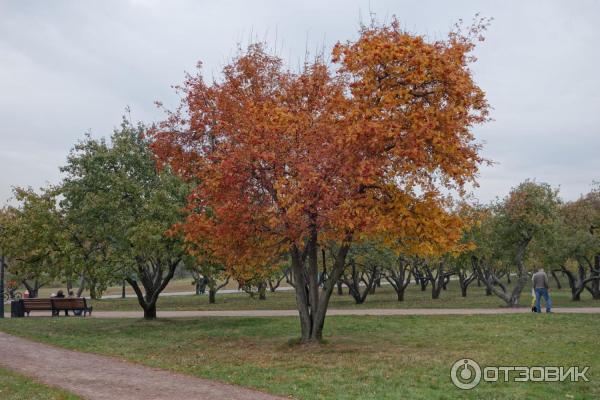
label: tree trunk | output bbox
[592,255,600,299]
[336,280,343,295]
[209,288,216,304]
[258,281,267,300]
[291,236,350,343]
[126,258,179,320]
[121,280,126,298]
[22,280,40,298]
[76,275,86,298]
[144,302,157,320]
[550,270,562,290]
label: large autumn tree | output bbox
[152,19,490,341]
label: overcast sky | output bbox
[1,0,599,205]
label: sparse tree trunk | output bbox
[258,281,267,300]
[424,262,446,300]
[340,260,378,304]
[458,268,476,297]
[127,257,180,320]
[384,257,412,302]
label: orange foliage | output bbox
[151,18,490,276]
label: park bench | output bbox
[22,298,93,317]
[51,298,93,316]
[22,298,52,316]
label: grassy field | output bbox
[0,314,596,399]
[0,367,80,400]
[86,280,599,312]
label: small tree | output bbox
[0,187,64,297]
[61,120,189,319]
[477,181,562,307]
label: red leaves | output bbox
[151,19,490,270]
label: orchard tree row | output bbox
[1,18,598,341]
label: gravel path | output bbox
[0,332,285,400]
[17,307,600,318]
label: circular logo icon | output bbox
[451,358,481,390]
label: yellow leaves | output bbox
[151,19,488,273]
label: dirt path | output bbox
[18,307,600,318]
[0,332,284,400]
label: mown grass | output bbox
[0,314,597,399]
[0,367,80,400]
[88,280,599,312]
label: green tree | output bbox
[60,120,189,319]
[476,181,562,306]
[0,187,64,297]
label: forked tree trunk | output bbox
[291,233,350,343]
[341,260,377,304]
[127,258,180,320]
[425,263,445,300]
[206,276,229,304]
[458,269,476,297]
[560,264,600,301]
[22,279,41,298]
[475,237,531,307]
[384,257,411,302]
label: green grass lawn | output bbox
[0,367,80,400]
[0,314,597,399]
[88,280,599,312]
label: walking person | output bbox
[532,268,552,313]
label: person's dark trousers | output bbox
[535,288,552,313]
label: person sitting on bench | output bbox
[69,291,83,316]
[52,290,67,316]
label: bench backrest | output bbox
[22,298,53,311]
[51,298,88,309]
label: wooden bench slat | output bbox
[21,298,92,316]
